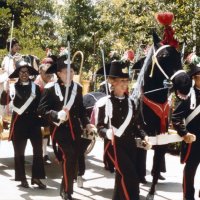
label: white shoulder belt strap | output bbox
[65,83,78,110]
[54,83,78,126]
[12,82,36,115]
[185,103,200,126]
[112,98,133,137]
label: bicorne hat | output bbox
[187,63,200,77]
[9,56,39,78]
[46,55,77,74]
[95,63,111,76]
[108,60,129,78]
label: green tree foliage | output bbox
[0,0,55,58]
[95,0,200,55]
[0,0,200,67]
[60,0,100,73]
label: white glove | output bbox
[86,124,97,136]
[57,110,67,121]
[142,141,152,150]
[142,136,152,150]
[106,129,113,140]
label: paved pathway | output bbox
[0,138,200,200]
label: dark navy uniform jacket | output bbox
[172,87,200,141]
[97,92,146,140]
[37,79,90,139]
[1,80,42,138]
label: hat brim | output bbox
[9,66,39,78]
[95,63,111,76]
[45,63,78,74]
[188,68,200,77]
[108,73,129,79]
[45,63,57,74]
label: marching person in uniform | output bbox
[96,51,119,173]
[97,60,150,200]
[35,57,56,164]
[37,55,95,200]
[172,63,199,200]
[0,57,46,189]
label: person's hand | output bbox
[57,109,69,122]
[106,129,113,140]
[86,124,97,135]
[183,133,196,143]
[142,136,152,150]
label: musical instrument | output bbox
[72,51,90,95]
[41,126,50,137]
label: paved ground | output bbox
[0,138,200,200]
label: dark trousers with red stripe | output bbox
[136,148,147,181]
[108,135,140,200]
[104,138,115,172]
[54,130,80,195]
[77,138,91,176]
[183,140,200,200]
[12,117,45,181]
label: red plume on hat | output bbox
[155,12,179,49]
[122,50,135,62]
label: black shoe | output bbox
[20,180,29,188]
[61,192,73,200]
[151,172,166,180]
[184,199,195,200]
[158,174,166,180]
[104,166,114,173]
[44,155,51,165]
[31,178,46,189]
[139,177,148,184]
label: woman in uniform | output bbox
[1,57,46,189]
[97,60,150,200]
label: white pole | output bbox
[64,35,71,107]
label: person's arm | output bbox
[37,88,60,124]
[97,105,110,139]
[172,100,196,143]
[172,100,189,137]
[132,101,147,140]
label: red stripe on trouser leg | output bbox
[68,114,75,140]
[107,151,115,165]
[51,126,57,141]
[57,143,68,192]
[104,141,112,167]
[182,143,192,164]
[113,137,130,200]
[8,114,19,141]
